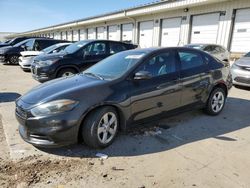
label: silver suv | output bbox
[185,44,230,62]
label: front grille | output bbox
[234,77,250,84]
[16,106,27,119]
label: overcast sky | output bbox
[0,0,155,33]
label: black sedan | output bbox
[15,47,232,148]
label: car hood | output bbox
[235,57,250,67]
[0,44,9,48]
[21,51,43,57]
[19,74,106,106]
[0,46,20,53]
[35,52,66,61]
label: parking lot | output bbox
[0,63,250,187]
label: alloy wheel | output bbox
[97,112,118,144]
[211,91,225,113]
[62,72,74,77]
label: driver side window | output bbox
[85,42,106,56]
[135,51,176,77]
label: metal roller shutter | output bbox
[121,23,133,43]
[231,8,250,53]
[97,27,106,39]
[161,17,182,47]
[139,21,154,48]
[191,13,220,44]
[87,28,96,39]
[108,25,119,41]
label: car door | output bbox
[177,49,209,106]
[83,41,109,67]
[129,50,181,123]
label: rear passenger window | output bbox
[110,42,127,54]
[178,51,204,71]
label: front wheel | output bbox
[9,55,19,65]
[205,87,226,116]
[82,107,119,148]
[57,68,77,78]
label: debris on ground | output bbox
[96,153,108,159]
[111,166,125,171]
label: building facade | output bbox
[10,0,250,54]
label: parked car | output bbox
[16,47,232,149]
[31,40,138,82]
[19,42,71,71]
[0,38,67,64]
[0,37,35,48]
[184,44,230,62]
[231,51,250,87]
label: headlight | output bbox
[37,59,58,66]
[31,99,79,117]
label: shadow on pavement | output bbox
[0,92,21,103]
[39,97,250,158]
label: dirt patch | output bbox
[0,156,91,188]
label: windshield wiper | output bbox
[84,72,104,80]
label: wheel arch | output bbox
[77,104,126,142]
[55,65,80,77]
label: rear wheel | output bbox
[9,55,19,65]
[205,87,226,115]
[82,107,119,148]
[57,68,77,78]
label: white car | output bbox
[19,42,71,71]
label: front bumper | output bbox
[31,65,56,82]
[19,57,33,70]
[16,105,80,148]
[231,66,250,87]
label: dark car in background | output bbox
[16,47,232,149]
[0,37,34,48]
[31,40,138,82]
[185,44,230,62]
[0,38,68,64]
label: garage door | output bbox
[87,28,96,39]
[139,21,154,48]
[191,13,220,44]
[97,27,106,39]
[62,31,67,40]
[80,29,86,40]
[67,31,73,41]
[161,17,182,47]
[54,32,60,39]
[73,30,79,41]
[121,23,133,43]
[108,25,119,41]
[231,9,250,53]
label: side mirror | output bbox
[134,71,152,80]
[21,45,26,50]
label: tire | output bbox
[82,107,119,148]
[57,68,77,78]
[8,55,19,65]
[205,87,226,116]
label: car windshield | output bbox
[244,52,250,57]
[42,44,62,53]
[83,50,146,80]
[13,39,28,47]
[64,41,89,54]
